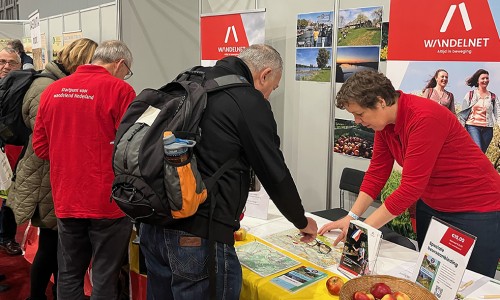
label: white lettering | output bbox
[423,37,489,48]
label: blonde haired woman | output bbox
[8,37,97,300]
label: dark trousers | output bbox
[31,227,58,300]
[0,203,17,243]
[416,200,500,278]
[57,217,132,300]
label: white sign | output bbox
[411,217,476,300]
[28,10,41,49]
[245,188,270,220]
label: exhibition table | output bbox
[239,204,500,300]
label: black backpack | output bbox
[111,68,250,226]
[0,69,57,146]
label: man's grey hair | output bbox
[91,40,133,66]
[1,47,21,63]
[238,44,283,77]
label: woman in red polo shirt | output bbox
[319,70,500,278]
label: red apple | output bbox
[370,282,392,299]
[392,291,411,300]
[326,275,344,296]
[234,228,247,241]
[353,291,373,300]
[381,294,396,300]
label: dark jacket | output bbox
[171,56,307,244]
[20,52,34,69]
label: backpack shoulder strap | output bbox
[204,74,251,93]
[425,88,433,99]
[469,90,474,102]
[491,92,496,101]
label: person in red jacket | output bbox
[32,40,136,299]
[319,70,500,278]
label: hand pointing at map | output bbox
[299,217,318,243]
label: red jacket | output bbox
[361,92,500,215]
[32,65,136,219]
[4,145,23,169]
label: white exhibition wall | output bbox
[20,2,116,60]
[0,21,25,40]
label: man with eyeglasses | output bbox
[0,46,22,293]
[0,47,21,79]
[32,40,136,299]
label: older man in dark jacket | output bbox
[139,44,318,300]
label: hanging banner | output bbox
[63,30,83,46]
[388,0,499,62]
[29,10,41,49]
[52,36,63,61]
[200,10,265,66]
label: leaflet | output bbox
[271,265,327,292]
[337,220,382,279]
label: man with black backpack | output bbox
[139,44,318,299]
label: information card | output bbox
[411,217,476,299]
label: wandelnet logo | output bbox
[217,25,246,53]
[423,2,490,52]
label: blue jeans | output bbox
[416,200,500,278]
[140,224,242,300]
[466,125,493,153]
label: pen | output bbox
[490,280,500,286]
[481,295,500,299]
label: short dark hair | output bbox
[336,70,398,109]
[7,39,24,53]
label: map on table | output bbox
[236,241,300,277]
[264,228,343,269]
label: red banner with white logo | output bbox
[388,0,500,61]
[200,11,265,66]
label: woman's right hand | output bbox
[318,216,352,246]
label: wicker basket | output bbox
[339,275,437,300]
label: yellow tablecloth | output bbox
[236,234,348,300]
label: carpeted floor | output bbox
[0,223,54,300]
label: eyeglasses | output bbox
[0,59,20,67]
[287,234,332,254]
[307,239,332,254]
[123,62,133,80]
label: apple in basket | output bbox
[370,282,392,299]
[325,275,344,296]
[353,291,375,300]
[392,291,411,300]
